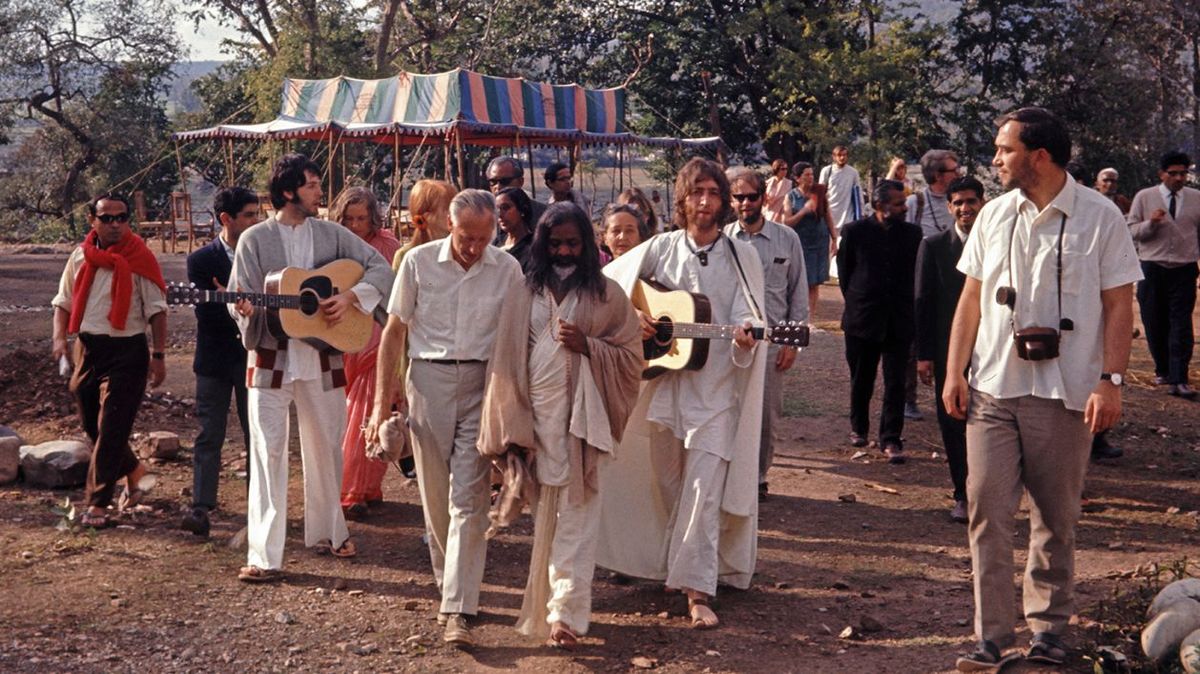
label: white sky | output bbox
[175,11,240,61]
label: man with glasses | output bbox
[723,166,808,500]
[51,193,168,529]
[1095,168,1131,214]
[1128,151,1200,398]
[544,162,591,218]
[486,155,546,230]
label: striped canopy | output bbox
[279,69,625,134]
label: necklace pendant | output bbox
[699,252,708,266]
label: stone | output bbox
[838,626,859,640]
[631,656,658,669]
[1182,629,1200,673]
[1151,580,1200,619]
[141,431,180,460]
[19,440,90,488]
[1143,599,1200,661]
[0,437,20,484]
[275,611,294,625]
[837,494,857,503]
[0,425,24,444]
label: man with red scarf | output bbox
[51,193,168,529]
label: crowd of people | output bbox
[51,105,1194,670]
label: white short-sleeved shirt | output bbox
[389,236,522,361]
[957,177,1142,411]
[52,247,167,337]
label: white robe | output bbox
[597,231,767,591]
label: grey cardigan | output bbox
[229,217,395,390]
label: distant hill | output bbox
[167,60,226,116]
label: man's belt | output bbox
[421,358,485,365]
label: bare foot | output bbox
[548,621,579,649]
[126,462,147,491]
[686,590,718,629]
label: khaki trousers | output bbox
[407,360,491,616]
[966,390,1091,645]
[759,344,782,484]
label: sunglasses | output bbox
[487,176,519,186]
[731,193,762,202]
[96,213,130,224]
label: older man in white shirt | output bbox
[943,108,1141,671]
[367,189,523,648]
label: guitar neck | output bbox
[669,323,767,341]
[197,289,303,310]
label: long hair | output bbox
[526,202,606,301]
[329,186,383,234]
[672,157,732,229]
[407,179,455,246]
[497,186,533,228]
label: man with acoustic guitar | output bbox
[598,157,767,631]
[228,154,393,583]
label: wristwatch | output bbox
[1101,372,1124,386]
[151,351,165,361]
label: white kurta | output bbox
[597,232,766,593]
[519,288,612,636]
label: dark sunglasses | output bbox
[731,192,762,202]
[96,213,130,224]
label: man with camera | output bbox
[943,107,1141,671]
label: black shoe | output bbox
[955,640,1016,671]
[1026,632,1066,665]
[399,455,417,479]
[1091,438,1123,461]
[1170,383,1198,399]
[179,507,211,537]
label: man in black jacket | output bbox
[180,187,259,536]
[837,180,923,463]
[915,177,984,522]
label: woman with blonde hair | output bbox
[886,156,912,195]
[617,186,660,234]
[763,158,792,222]
[394,179,456,270]
[331,186,403,519]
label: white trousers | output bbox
[246,379,350,570]
[544,455,609,634]
[652,443,747,596]
[407,360,491,615]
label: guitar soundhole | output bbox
[643,316,675,360]
[297,275,332,316]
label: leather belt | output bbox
[422,358,485,365]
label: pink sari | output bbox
[340,228,402,507]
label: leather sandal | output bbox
[548,623,579,650]
[237,565,282,583]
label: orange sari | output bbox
[340,228,402,507]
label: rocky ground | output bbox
[1,244,1199,673]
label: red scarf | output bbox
[68,229,166,333]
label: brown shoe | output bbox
[443,614,473,648]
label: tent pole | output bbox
[392,134,401,234]
[326,130,336,208]
[443,137,452,183]
[526,136,537,200]
[618,144,624,193]
[224,139,234,185]
[455,127,467,191]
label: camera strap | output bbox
[1006,210,1068,332]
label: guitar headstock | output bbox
[768,321,809,347]
[166,281,204,306]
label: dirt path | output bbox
[1,246,1198,673]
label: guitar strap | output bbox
[722,234,764,324]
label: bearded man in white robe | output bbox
[478,203,643,648]
[599,158,767,630]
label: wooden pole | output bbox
[326,130,336,207]
[443,138,452,183]
[392,134,401,233]
[618,144,625,193]
[526,136,537,200]
[224,138,234,185]
[455,126,467,191]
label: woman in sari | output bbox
[334,186,402,519]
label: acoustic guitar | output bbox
[633,279,809,380]
[166,259,373,354]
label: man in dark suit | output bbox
[915,177,983,523]
[179,187,259,536]
[837,180,923,464]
